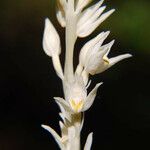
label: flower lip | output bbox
[69,99,84,113]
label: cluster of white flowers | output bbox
[41,0,132,149]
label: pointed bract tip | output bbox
[126,53,133,58]
[97,82,103,88]
[45,17,49,23]
[111,9,116,13]
[105,31,110,35]
[41,124,48,129]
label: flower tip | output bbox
[111,8,116,13]
[45,17,49,22]
[109,53,132,66]
[41,124,47,129]
[102,5,107,10]
[126,53,133,58]
[45,18,51,26]
[99,0,105,6]
[111,39,115,45]
[121,53,133,59]
[104,9,115,18]
[106,31,110,35]
[53,96,58,100]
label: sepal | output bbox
[84,132,93,150]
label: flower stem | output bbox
[64,0,77,82]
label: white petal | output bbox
[87,6,106,24]
[83,83,103,111]
[79,6,106,32]
[54,97,72,121]
[102,40,115,56]
[56,10,66,27]
[79,9,115,37]
[109,53,132,66]
[79,31,110,66]
[84,51,105,74]
[43,18,61,57]
[76,0,92,12]
[84,132,93,150]
[77,0,104,27]
[41,124,64,149]
[54,97,70,110]
[96,9,115,26]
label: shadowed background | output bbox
[0,0,150,149]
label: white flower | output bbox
[78,31,132,75]
[56,0,115,38]
[62,77,102,113]
[43,18,61,57]
[41,95,84,150]
[77,0,115,37]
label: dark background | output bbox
[0,0,150,149]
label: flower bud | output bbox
[43,18,61,57]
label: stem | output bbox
[66,113,82,150]
[64,0,77,82]
[63,1,81,150]
[52,55,64,79]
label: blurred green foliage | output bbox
[112,0,150,53]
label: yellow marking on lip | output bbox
[103,56,109,64]
[70,100,84,113]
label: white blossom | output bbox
[63,76,102,113]
[77,0,115,37]
[78,31,132,75]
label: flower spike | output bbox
[42,0,132,149]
